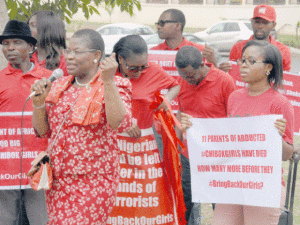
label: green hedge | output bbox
[278,34,300,49]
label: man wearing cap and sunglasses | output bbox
[0,20,51,224]
[219,4,291,73]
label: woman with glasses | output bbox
[30,29,132,225]
[181,40,294,225]
[28,10,68,76]
[108,35,180,223]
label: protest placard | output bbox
[0,112,48,189]
[148,50,179,112]
[187,115,282,208]
[108,128,176,225]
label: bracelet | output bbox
[33,103,45,109]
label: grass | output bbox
[278,34,300,49]
[201,136,300,224]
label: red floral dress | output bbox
[43,77,132,225]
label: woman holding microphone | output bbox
[30,29,132,225]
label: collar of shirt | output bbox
[5,62,42,79]
[249,35,276,45]
[30,51,46,66]
[185,64,216,88]
[160,37,189,50]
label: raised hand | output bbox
[30,78,52,107]
[219,62,232,73]
[100,52,118,83]
[181,113,193,132]
[202,43,217,66]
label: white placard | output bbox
[187,115,282,208]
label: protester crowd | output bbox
[0,4,297,225]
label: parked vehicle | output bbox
[96,23,155,56]
[194,20,253,54]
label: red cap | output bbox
[252,5,276,22]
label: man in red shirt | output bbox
[219,5,291,72]
[0,20,51,224]
[151,8,217,66]
[175,46,236,224]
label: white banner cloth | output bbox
[187,115,282,208]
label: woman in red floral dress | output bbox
[30,29,132,225]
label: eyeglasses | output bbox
[63,49,97,55]
[237,58,266,66]
[124,60,149,73]
[155,20,178,27]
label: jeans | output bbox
[181,154,201,225]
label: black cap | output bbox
[0,20,37,45]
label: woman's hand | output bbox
[100,52,118,83]
[274,118,286,136]
[126,124,142,138]
[181,113,193,132]
[30,78,52,106]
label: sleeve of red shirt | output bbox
[278,99,294,145]
[221,72,237,114]
[229,41,243,61]
[153,63,179,89]
[282,47,291,72]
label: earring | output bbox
[93,59,97,64]
[266,71,270,76]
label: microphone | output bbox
[28,69,64,99]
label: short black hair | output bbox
[73,29,105,59]
[113,35,148,65]
[175,46,203,69]
[242,40,283,89]
[162,9,186,32]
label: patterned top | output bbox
[43,76,132,176]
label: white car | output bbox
[96,23,155,56]
[194,20,253,54]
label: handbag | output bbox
[27,100,77,190]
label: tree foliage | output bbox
[5,0,141,23]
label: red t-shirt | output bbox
[227,88,294,187]
[178,65,236,158]
[151,37,205,52]
[178,65,236,118]
[30,51,69,76]
[0,63,52,112]
[150,37,208,63]
[116,62,178,129]
[229,35,291,72]
[227,88,294,145]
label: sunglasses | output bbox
[124,60,149,73]
[155,20,178,27]
[237,58,266,66]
